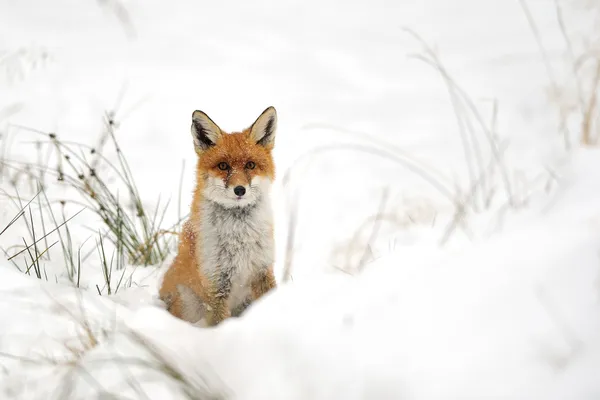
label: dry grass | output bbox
[1,110,183,269]
[520,0,600,147]
[0,96,185,296]
[279,27,523,277]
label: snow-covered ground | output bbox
[1,0,600,398]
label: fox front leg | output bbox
[205,272,232,326]
[251,268,277,301]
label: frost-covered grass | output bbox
[1,0,600,398]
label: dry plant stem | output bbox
[8,208,84,262]
[13,186,35,243]
[439,202,470,246]
[356,188,390,272]
[404,28,514,209]
[518,0,572,149]
[582,59,600,145]
[96,0,136,38]
[36,186,50,255]
[555,0,586,113]
[43,188,81,282]
[404,30,483,210]
[556,0,600,147]
[519,0,559,89]
[346,212,411,251]
[0,189,41,236]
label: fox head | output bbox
[191,106,277,208]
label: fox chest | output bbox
[198,203,274,307]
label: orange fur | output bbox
[159,107,277,326]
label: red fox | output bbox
[159,107,278,327]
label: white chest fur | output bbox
[197,198,274,310]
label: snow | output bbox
[1,0,600,398]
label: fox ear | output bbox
[191,110,222,151]
[249,106,277,148]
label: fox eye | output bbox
[218,162,229,171]
[245,161,256,170]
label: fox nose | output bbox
[233,186,246,197]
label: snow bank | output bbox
[2,149,599,399]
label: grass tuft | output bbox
[3,110,181,267]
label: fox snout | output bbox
[233,185,246,197]
[227,172,250,198]
[203,173,262,208]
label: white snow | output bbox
[1,0,600,398]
